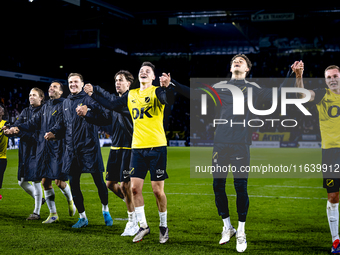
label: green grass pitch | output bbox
[0,147,330,254]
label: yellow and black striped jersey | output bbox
[0,120,8,159]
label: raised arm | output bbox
[84,83,128,111]
[156,73,175,105]
[84,83,119,101]
[76,97,112,126]
[170,78,205,100]
[292,60,315,102]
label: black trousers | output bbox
[68,170,108,214]
[212,143,250,222]
[0,159,7,189]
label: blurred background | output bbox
[1,0,339,147]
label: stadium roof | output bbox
[1,0,339,82]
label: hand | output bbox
[84,83,93,96]
[4,129,13,135]
[11,127,20,134]
[76,105,88,117]
[159,73,171,88]
[1,126,9,131]
[291,60,304,78]
[4,127,19,135]
[44,132,55,141]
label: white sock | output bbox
[159,210,167,228]
[128,211,136,224]
[237,221,245,235]
[32,182,43,215]
[18,178,35,199]
[44,188,57,214]
[60,183,73,202]
[223,217,232,229]
[79,211,87,219]
[327,201,339,242]
[102,204,109,212]
[135,205,147,228]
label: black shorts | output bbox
[212,143,250,179]
[322,148,340,193]
[106,148,131,182]
[129,146,168,181]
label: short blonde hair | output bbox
[31,87,45,102]
[68,73,84,82]
[325,65,340,75]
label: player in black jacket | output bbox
[171,54,297,253]
[45,73,112,228]
[12,81,76,224]
[81,70,139,236]
[5,88,45,220]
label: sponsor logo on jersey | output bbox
[132,106,152,119]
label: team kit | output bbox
[1,55,340,253]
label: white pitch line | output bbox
[143,182,324,189]
[3,182,323,189]
[141,192,326,200]
[3,188,325,200]
[252,184,323,189]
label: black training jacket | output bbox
[13,105,42,181]
[90,86,133,148]
[17,98,67,180]
[50,90,109,174]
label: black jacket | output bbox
[13,104,42,181]
[17,98,67,180]
[91,86,133,148]
[50,90,108,174]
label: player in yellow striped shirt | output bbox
[85,62,174,244]
[0,105,9,201]
[294,62,340,253]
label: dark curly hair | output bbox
[230,54,252,76]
